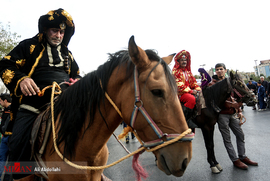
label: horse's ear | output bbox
[162,53,176,65]
[128,35,151,69]
[230,71,235,79]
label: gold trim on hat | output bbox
[59,23,66,30]
[47,10,54,21]
[62,10,74,27]
[47,10,54,16]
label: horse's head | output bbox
[120,36,192,177]
[230,71,256,106]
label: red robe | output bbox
[172,67,201,96]
[172,50,201,109]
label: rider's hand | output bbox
[191,90,197,95]
[20,78,40,96]
[69,78,78,86]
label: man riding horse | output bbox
[172,50,201,123]
[0,8,82,180]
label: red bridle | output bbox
[129,66,194,148]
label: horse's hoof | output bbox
[215,163,223,171]
[211,166,220,174]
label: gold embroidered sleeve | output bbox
[183,87,191,93]
[16,59,26,68]
[2,69,15,84]
[176,81,184,86]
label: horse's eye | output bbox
[151,89,164,97]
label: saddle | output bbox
[181,91,206,129]
[30,106,52,179]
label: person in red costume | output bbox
[172,50,201,119]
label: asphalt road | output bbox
[103,105,270,181]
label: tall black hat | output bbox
[38,8,75,46]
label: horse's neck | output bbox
[205,79,230,109]
[79,113,121,157]
[79,65,128,160]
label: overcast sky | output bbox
[1,0,269,76]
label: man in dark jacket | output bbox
[213,63,258,170]
[0,8,81,179]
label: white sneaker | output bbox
[258,109,263,112]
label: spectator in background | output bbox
[198,68,211,89]
[257,81,267,111]
[247,80,257,110]
[0,93,12,180]
[246,78,257,87]
[260,76,268,96]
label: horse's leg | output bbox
[207,127,223,172]
[201,126,222,174]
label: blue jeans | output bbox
[258,98,266,109]
[0,136,9,180]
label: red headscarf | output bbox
[173,50,191,71]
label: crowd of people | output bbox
[247,76,269,111]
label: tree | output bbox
[194,75,201,79]
[0,22,20,94]
[0,22,21,59]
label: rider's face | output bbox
[215,66,226,80]
[46,28,65,47]
[179,56,187,68]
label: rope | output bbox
[38,84,62,97]
[50,82,191,170]
[99,80,123,118]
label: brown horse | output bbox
[31,36,193,180]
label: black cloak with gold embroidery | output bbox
[0,8,81,116]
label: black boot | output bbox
[182,105,193,120]
[182,105,198,128]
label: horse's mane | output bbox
[203,78,230,112]
[54,49,176,158]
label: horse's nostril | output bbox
[182,158,188,171]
